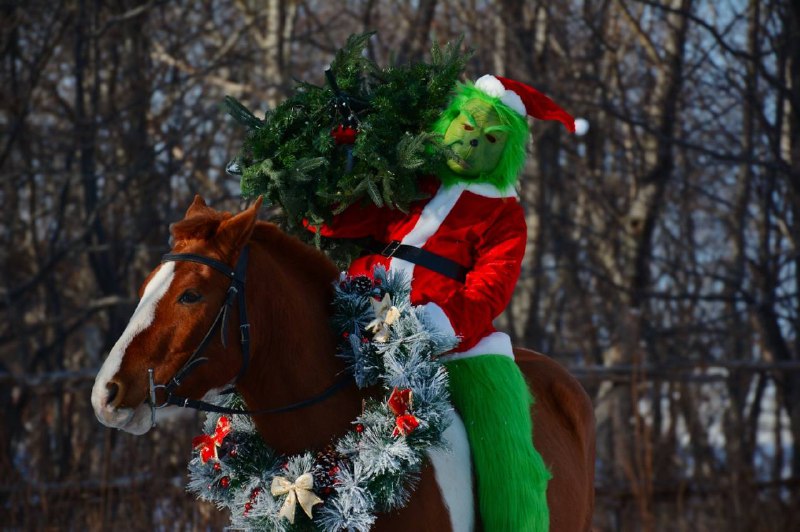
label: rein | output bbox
[147,246,352,427]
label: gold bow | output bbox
[366,293,401,343]
[270,473,323,524]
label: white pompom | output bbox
[475,75,506,98]
[574,118,590,136]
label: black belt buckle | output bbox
[381,240,402,258]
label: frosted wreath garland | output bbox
[187,266,458,531]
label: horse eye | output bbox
[178,290,202,304]
[463,124,474,131]
[486,134,497,143]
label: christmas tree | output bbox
[224,32,470,264]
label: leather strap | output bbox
[357,238,469,283]
[162,373,354,416]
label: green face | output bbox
[443,98,510,177]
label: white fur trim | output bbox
[421,302,457,339]
[92,262,175,428]
[428,412,475,531]
[475,74,527,116]
[389,184,465,279]
[475,74,505,98]
[574,117,590,136]
[438,331,514,362]
[463,182,518,199]
[500,90,527,116]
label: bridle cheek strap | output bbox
[149,247,251,420]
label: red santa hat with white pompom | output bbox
[474,74,589,136]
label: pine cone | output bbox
[312,446,347,494]
[350,276,373,294]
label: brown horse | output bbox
[91,197,595,531]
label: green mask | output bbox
[443,98,510,177]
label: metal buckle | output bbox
[147,368,170,428]
[381,240,402,258]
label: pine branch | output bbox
[222,95,264,130]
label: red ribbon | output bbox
[192,416,231,463]
[388,388,419,437]
[393,414,420,437]
[387,388,413,415]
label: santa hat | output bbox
[474,75,589,136]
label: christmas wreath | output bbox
[224,32,470,265]
[187,266,458,531]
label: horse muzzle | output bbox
[91,376,153,435]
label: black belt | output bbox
[358,238,469,283]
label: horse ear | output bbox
[185,195,209,218]
[215,197,263,257]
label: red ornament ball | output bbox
[220,476,231,488]
[331,124,358,145]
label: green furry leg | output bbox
[444,355,551,532]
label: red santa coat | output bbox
[317,177,527,360]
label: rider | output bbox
[313,74,581,531]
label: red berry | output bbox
[251,487,261,498]
[355,424,364,433]
[245,502,252,511]
[220,476,230,488]
[361,337,369,344]
[213,462,221,471]
[229,448,238,458]
[330,466,340,475]
[342,331,350,338]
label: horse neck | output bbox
[236,231,362,454]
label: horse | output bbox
[91,196,595,531]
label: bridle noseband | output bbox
[146,245,352,428]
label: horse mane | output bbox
[250,222,339,291]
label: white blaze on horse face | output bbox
[428,412,475,532]
[91,262,176,432]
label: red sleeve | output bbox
[432,200,527,348]
[303,200,387,239]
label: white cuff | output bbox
[421,302,457,339]
[438,332,515,362]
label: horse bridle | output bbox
[146,246,352,428]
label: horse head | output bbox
[91,195,262,434]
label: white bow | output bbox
[366,293,401,343]
[270,472,323,523]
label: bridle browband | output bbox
[146,246,352,427]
